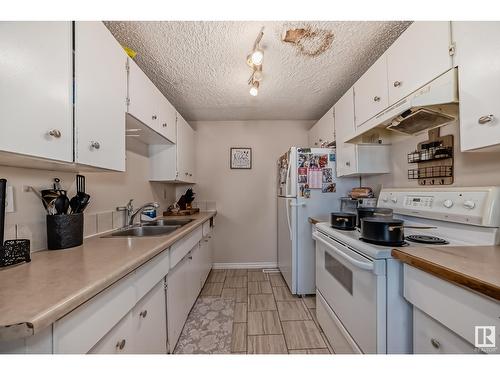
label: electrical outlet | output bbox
[5,185,14,213]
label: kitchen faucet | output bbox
[117,199,160,226]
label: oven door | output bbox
[313,230,387,354]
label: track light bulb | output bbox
[249,82,259,96]
[250,49,264,66]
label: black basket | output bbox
[0,239,31,268]
[46,213,84,250]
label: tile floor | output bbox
[199,268,333,354]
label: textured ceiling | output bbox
[105,21,411,121]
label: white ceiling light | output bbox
[249,81,259,96]
[247,27,264,96]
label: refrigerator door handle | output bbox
[286,199,292,241]
[285,152,292,196]
[290,202,306,207]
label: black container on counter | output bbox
[46,213,84,250]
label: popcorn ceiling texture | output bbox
[105,21,411,122]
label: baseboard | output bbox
[212,262,278,270]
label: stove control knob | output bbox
[443,199,454,208]
[463,200,475,209]
[391,197,398,203]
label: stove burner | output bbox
[360,238,409,247]
[405,235,449,245]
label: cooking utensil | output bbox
[69,175,90,214]
[360,217,436,246]
[55,194,70,215]
[330,212,357,230]
[54,177,62,191]
[0,179,6,245]
[76,174,85,194]
[356,207,393,228]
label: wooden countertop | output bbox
[308,216,329,225]
[392,245,500,301]
[0,211,216,341]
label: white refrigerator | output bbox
[277,147,358,295]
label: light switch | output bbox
[5,185,14,213]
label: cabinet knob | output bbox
[478,114,494,124]
[116,339,126,350]
[48,129,62,138]
[393,81,402,87]
[185,172,189,175]
[188,255,193,260]
[152,115,158,120]
[90,141,101,150]
[189,173,192,177]
[162,122,167,127]
[139,310,148,318]
[373,96,381,102]
[319,138,323,142]
[430,338,440,349]
[345,161,351,167]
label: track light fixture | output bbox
[247,27,264,96]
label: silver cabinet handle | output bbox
[393,81,402,87]
[139,310,148,318]
[116,339,126,350]
[48,129,61,138]
[373,96,380,102]
[430,338,440,349]
[478,115,494,124]
[90,141,100,150]
[152,115,157,120]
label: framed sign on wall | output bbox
[230,147,252,169]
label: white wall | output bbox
[362,121,500,189]
[0,144,176,251]
[192,120,311,266]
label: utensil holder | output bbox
[0,239,31,268]
[46,213,84,250]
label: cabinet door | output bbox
[0,22,73,162]
[74,21,127,171]
[308,120,319,147]
[387,22,452,104]
[453,22,500,151]
[166,256,189,351]
[354,53,389,127]
[89,312,134,354]
[177,114,196,182]
[132,281,167,354]
[157,94,177,143]
[334,89,357,176]
[318,107,335,145]
[127,58,158,129]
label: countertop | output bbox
[308,216,329,225]
[0,211,216,341]
[392,245,500,301]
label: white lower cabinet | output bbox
[89,311,135,354]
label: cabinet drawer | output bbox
[404,265,500,351]
[134,249,169,301]
[53,272,136,354]
[89,312,134,354]
[316,290,361,354]
[170,226,202,268]
[414,308,479,354]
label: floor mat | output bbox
[174,297,235,354]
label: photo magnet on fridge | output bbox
[322,183,336,193]
[298,167,307,176]
[319,154,328,168]
[322,168,333,183]
[329,153,336,162]
[298,175,308,183]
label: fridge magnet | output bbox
[230,147,252,169]
[308,167,322,189]
[298,154,310,168]
[319,154,328,168]
[322,168,333,183]
[298,148,311,154]
[299,184,305,197]
[298,175,308,183]
[298,167,308,176]
[329,153,336,162]
[304,186,311,199]
[309,155,320,168]
[322,183,337,193]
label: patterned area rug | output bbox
[174,297,235,354]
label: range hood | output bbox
[353,68,459,139]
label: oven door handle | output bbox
[313,232,374,271]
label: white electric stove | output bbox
[313,187,500,354]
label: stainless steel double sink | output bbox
[103,218,194,238]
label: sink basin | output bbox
[143,218,194,227]
[106,225,180,237]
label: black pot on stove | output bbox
[356,207,393,228]
[330,212,357,230]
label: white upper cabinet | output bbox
[334,89,357,176]
[453,22,500,151]
[354,53,389,127]
[127,59,159,130]
[308,107,334,147]
[157,91,177,143]
[176,114,196,183]
[0,22,73,162]
[387,21,452,105]
[74,22,127,171]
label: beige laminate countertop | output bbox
[0,211,216,341]
[308,216,329,225]
[392,245,500,301]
